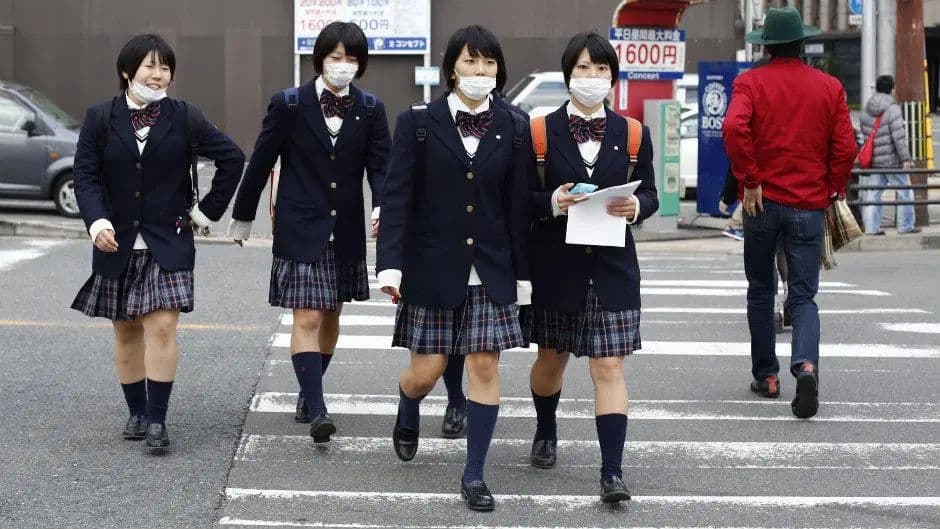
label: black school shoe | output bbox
[461,480,495,512]
[122,414,148,440]
[600,475,631,503]
[295,393,311,423]
[392,411,419,461]
[792,370,819,419]
[145,423,170,454]
[441,404,467,439]
[750,375,780,398]
[310,415,336,444]
[530,439,557,469]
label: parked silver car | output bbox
[0,81,81,217]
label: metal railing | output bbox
[848,168,940,207]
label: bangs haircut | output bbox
[441,25,507,92]
[116,34,176,90]
[313,21,369,78]
[561,32,620,88]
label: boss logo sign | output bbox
[700,81,728,131]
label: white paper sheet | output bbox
[565,181,643,247]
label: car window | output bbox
[517,81,568,113]
[0,94,34,133]
[15,87,80,129]
[503,76,533,102]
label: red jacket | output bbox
[723,58,858,210]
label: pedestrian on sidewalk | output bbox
[376,25,531,512]
[719,165,744,241]
[71,34,245,453]
[229,22,390,445]
[859,75,920,235]
[723,7,858,418]
[522,32,658,504]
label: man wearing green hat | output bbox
[723,7,858,419]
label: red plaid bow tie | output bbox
[568,115,606,143]
[320,90,354,119]
[455,109,494,139]
[129,103,161,132]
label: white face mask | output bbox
[456,74,497,101]
[128,79,167,104]
[569,77,611,108]
[323,62,358,89]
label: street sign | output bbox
[294,0,431,55]
[850,0,862,15]
[805,43,825,56]
[414,66,440,86]
[609,27,686,81]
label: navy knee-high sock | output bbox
[321,353,333,374]
[292,352,326,418]
[146,379,174,425]
[397,386,425,430]
[121,379,147,417]
[442,355,466,409]
[595,414,628,479]
[463,401,499,484]
[532,388,561,441]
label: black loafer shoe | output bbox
[122,414,147,440]
[310,414,336,444]
[393,413,419,462]
[792,370,819,419]
[461,480,495,512]
[295,393,311,423]
[145,423,170,454]
[600,475,631,503]
[441,404,467,439]
[530,439,557,469]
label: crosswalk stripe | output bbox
[249,393,939,422]
[269,333,940,358]
[364,286,892,297]
[641,280,854,288]
[882,323,940,334]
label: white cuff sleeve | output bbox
[228,219,252,241]
[627,196,641,225]
[516,280,532,306]
[377,269,402,292]
[550,187,566,217]
[89,219,114,242]
[370,206,381,221]
[189,204,212,228]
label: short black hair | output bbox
[561,32,620,88]
[441,25,507,92]
[876,75,895,94]
[765,39,804,59]
[313,22,369,78]
[116,34,176,90]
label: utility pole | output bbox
[877,0,896,77]
[861,0,877,107]
[745,0,754,62]
[896,0,928,225]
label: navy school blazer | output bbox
[73,97,246,278]
[231,80,390,265]
[376,94,531,308]
[528,104,659,312]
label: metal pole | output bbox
[745,0,754,62]
[861,0,877,106]
[294,54,301,88]
[877,0,896,77]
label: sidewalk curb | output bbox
[0,219,87,239]
[839,232,940,252]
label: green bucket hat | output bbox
[746,6,821,45]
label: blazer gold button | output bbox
[466,205,474,213]
[330,209,337,216]
[330,182,337,189]
[133,220,140,227]
[585,247,592,254]
[135,191,141,198]
[466,172,474,180]
[466,238,474,246]
[135,162,142,169]
[330,154,336,160]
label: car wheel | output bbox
[53,172,81,218]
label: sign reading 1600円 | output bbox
[609,27,686,81]
[295,0,430,55]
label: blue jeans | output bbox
[743,200,825,380]
[862,173,916,233]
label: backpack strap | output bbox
[94,99,115,158]
[282,87,299,111]
[530,116,548,190]
[359,90,377,119]
[626,117,642,164]
[180,101,207,209]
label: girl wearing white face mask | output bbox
[377,25,532,512]
[229,22,392,445]
[71,34,245,454]
[520,32,659,503]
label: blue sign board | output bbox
[850,0,862,15]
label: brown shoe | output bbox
[750,375,780,398]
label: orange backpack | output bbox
[530,115,643,189]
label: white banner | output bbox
[294,0,430,55]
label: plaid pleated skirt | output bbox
[393,285,524,356]
[71,250,194,321]
[521,288,641,358]
[269,242,369,311]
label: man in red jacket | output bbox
[723,7,857,419]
